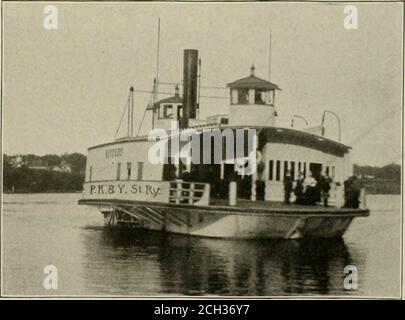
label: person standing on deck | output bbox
[320,173,332,207]
[283,170,294,204]
[303,173,317,205]
[294,173,305,205]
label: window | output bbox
[269,160,274,181]
[298,162,302,175]
[137,162,144,180]
[303,162,307,178]
[237,88,249,104]
[325,166,330,176]
[284,161,288,180]
[332,166,335,178]
[127,162,132,180]
[177,105,183,120]
[89,166,93,182]
[290,161,295,180]
[116,162,121,180]
[163,104,173,119]
[276,160,281,181]
[254,89,266,105]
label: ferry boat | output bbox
[79,49,369,239]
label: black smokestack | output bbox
[182,49,198,129]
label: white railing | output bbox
[169,181,210,206]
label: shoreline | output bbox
[3,190,82,195]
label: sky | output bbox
[2,2,403,166]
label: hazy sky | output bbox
[3,2,403,166]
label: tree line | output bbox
[3,153,86,193]
[353,163,401,194]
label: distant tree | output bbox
[41,154,61,167]
[65,153,87,174]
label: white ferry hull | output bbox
[79,200,369,239]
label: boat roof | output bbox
[88,125,350,157]
[147,95,183,110]
[257,127,350,157]
[227,75,281,90]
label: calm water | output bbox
[2,193,401,297]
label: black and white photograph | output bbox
[1,1,403,300]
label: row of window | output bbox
[88,162,144,182]
[268,160,335,181]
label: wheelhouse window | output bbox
[237,88,249,104]
[163,104,173,119]
[254,89,266,105]
[116,162,121,180]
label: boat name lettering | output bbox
[89,183,161,198]
[105,148,123,158]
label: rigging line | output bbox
[349,108,401,146]
[160,82,226,90]
[114,95,131,139]
[131,88,229,99]
[200,95,228,99]
[159,81,183,86]
[135,106,148,137]
[136,90,154,137]
[200,85,228,90]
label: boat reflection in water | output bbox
[81,228,365,296]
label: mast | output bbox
[268,28,272,81]
[155,18,161,103]
[127,89,131,136]
[197,58,201,119]
[152,18,161,129]
[130,86,134,136]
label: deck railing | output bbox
[169,181,210,206]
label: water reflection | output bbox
[81,228,364,296]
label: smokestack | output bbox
[182,49,198,129]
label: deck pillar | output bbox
[229,181,237,206]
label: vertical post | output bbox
[176,181,181,205]
[229,181,237,206]
[250,133,258,201]
[335,184,345,208]
[360,188,367,209]
[189,182,194,204]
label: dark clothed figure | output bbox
[294,177,304,205]
[343,177,353,208]
[283,174,294,204]
[344,176,361,208]
[320,175,332,207]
